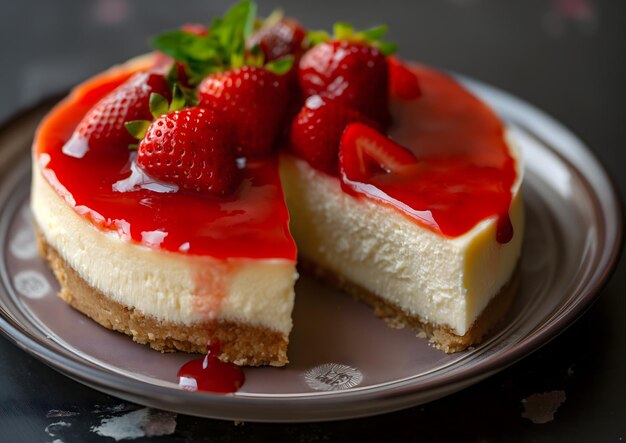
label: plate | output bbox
[0,77,622,422]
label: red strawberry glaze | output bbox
[343,64,518,243]
[34,64,296,260]
[35,57,517,255]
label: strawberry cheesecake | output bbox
[31,0,524,366]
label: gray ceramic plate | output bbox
[0,77,622,422]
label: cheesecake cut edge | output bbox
[300,257,520,352]
[280,138,524,342]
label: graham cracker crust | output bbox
[300,258,519,353]
[36,227,289,367]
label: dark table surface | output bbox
[1,1,625,441]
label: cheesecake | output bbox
[31,2,524,365]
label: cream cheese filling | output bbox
[279,134,523,336]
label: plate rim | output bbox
[0,75,622,422]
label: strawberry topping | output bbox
[66,72,170,157]
[388,57,421,100]
[339,122,417,183]
[137,107,240,195]
[299,40,390,129]
[248,17,307,62]
[289,95,375,175]
[198,66,289,157]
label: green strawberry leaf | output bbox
[125,120,151,140]
[306,30,331,45]
[149,93,169,119]
[374,41,397,55]
[265,55,294,75]
[166,63,180,85]
[308,21,397,55]
[128,143,139,151]
[247,44,265,67]
[169,84,186,112]
[333,22,354,40]
[180,85,199,106]
[361,25,388,41]
[230,52,245,69]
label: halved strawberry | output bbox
[289,95,375,175]
[137,107,240,195]
[339,122,417,183]
[197,66,289,158]
[66,72,171,158]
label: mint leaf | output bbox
[212,0,256,58]
[153,1,299,83]
[243,1,257,39]
[153,31,214,62]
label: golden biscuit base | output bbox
[300,258,519,353]
[36,226,289,367]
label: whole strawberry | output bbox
[248,17,307,62]
[299,41,389,129]
[66,72,170,157]
[289,94,375,175]
[197,66,289,158]
[137,107,240,195]
[298,24,395,129]
[388,56,421,100]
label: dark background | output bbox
[1,0,625,441]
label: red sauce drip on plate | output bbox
[34,65,296,260]
[177,342,244,394]
[343,64,518,242]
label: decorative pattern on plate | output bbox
[303,363,363,391]
[13,270,51,299]
[10,227,37,260]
